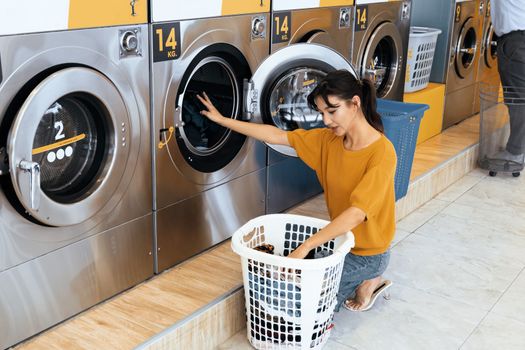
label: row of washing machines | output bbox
[0,0,497,348]
[412,0,499,129]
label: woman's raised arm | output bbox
[197,92,290,146]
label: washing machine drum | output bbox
[7,67,132,227]
[361,22,403,98]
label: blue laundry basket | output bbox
[377,99,428,201]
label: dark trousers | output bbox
[497,30,525,155]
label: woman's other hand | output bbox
[287,240,313,259]
[197,92,224,123]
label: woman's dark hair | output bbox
[307,69,383,133]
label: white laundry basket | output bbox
[404,26,442,92]
[231,214,355,349]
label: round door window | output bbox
[176,56,246,173]
[455,18,477,78]
[31,94,106,203]
[360,22,402,99]
[460,27,476,68]
[484,23,497,67]
[7,67,130,227]
[366,37,395,95]
[267,68,326,130]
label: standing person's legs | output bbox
[334,250,390,312]
[497,32,525,159]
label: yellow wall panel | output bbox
[404,83,446,144]
[68,0,148,29]
[320,0,355,6]
[221,0,270,15]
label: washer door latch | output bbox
[18,160,41,210]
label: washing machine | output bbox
[442,0,483,129]
[151,0,359,272]
[150,1,270,272]
[352,0,412,101]
[0,3,152,349]
[266,0,355,214]
[473,0,499,114]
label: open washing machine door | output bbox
[6,67,131,227]
[244,43,357,157]
[454,17,478,79]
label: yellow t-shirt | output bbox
[287,128,397,256]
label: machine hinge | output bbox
[173,106,183,127]
[243,79,257,120]
[401,1,410,20]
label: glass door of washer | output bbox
[7,67,130,227]
[455,17,478,78]
[360,22,402,99]
[245,43,357,157]
[162,44,254,186]
[483,22,497,69]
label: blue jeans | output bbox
[334,250,391,311]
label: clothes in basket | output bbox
[248,249,332,319]
[248,271,302,318]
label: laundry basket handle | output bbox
[334,231,355,256]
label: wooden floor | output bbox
[410,114,479,180]
[16,115,481,350]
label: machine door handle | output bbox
[460,46,476,55]
[365,67,387,83]
[18,160,41,210]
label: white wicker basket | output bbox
[231,214,354,349]
[405,26,442,93]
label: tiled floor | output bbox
[219,167,525,350]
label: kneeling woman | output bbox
[197,70,395,312]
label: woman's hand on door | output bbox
[197,91,290,146]
[197,92,224,123]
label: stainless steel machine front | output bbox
[443,0,483,128]
[0,26,153,349]
[352,0,412,101]
[266,3,355,214]
[151,14,269,272]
